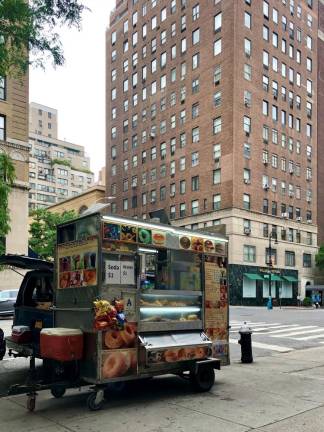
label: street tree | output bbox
[315,245,324,271]
[0,0,87,78]
[0,152,16,255]
[29,208,76,260]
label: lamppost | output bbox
[267,231,278,298]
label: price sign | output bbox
[105,260,121,284]
[121,260,135,285]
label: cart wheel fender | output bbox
[87,390,104,411]
[190,366,215,392]
[51,385,66,399]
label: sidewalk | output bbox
[1,346,324,432]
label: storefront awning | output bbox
[282,275,298,282]
[263,274,283,282]
[244,273,264,281]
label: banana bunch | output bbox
[94,299,115,318]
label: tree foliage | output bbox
[315,245,324,271]
[0,152,16,255]
[0,0,87,78]
[29,208,76,260]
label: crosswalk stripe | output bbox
[291,333,324,341]
[258,325,301,334]
[230,324,292,334]
[230,323,272,329]
[251,325,296,332]
[229,338,294,353]
[271,327,320,338]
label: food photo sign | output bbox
[57,238,98,289]
[204,256,229,365]
[103,222,167,247]
[101,323,138,379]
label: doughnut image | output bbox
[195,346,207,359]
[184,348,196,360]
[138,228,152,244]
[177,348,186,361]
[102,351,131,379]
[104,330,124,349]
[120,323,136,347]
[164,349,178,363]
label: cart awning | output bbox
[263,274,283,282]
[244,273,264,281]
[282,275,298,282]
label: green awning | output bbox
[244,273,264,281]
[263,274,283,282]
[282,275,298,282]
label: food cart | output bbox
[8,212,229,411]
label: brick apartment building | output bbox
[106,0,318,304]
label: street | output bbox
[230,306,324,357]
[0,307,324,431]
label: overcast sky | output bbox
[30,0,114,178]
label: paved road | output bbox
[230,306,324,359]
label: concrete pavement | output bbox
[0,345,324,432]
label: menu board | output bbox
[57,238,98,289]
[204,257,229,365]
[104,258,135,285]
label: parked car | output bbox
[0,289,19,317]
[0,255,53,359]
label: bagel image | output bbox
[104,330,124,349]
[102,351,131,379]
[120,323,136,347]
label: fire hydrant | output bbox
[238,322,253,363]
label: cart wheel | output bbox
[87,391,104,411]
[191,367,215,392]
[51,385,66,399]
[27,394,36,412]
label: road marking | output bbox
[230,322,272,329]
[257,325,301,334]
[291,333,324,341]
[230,324,289,334]
[229,338,294,352]
[271,327,320,338]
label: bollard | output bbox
[238,322,253,363]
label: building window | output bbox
[0,115,5,140]
[285,251,295,267]
[243,193,250,210]
[213,194,221,210]
[214,12,222,32]
[191,200,199,215]
[213,117,222,134]
[213,169,221,185]
[214,38,222,56]
[0,77,5,100]
[303,253,312,268]
[191,175,199,191]
[243,245,256,263]
[180,203,186,217]
[170,205,176,220]
[243,116,251,134]
[244,12,251,29]
[244,64,252,81]
[192,3,199,21]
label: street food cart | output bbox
[7,213,229,411]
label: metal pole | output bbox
[269,234,272,297]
